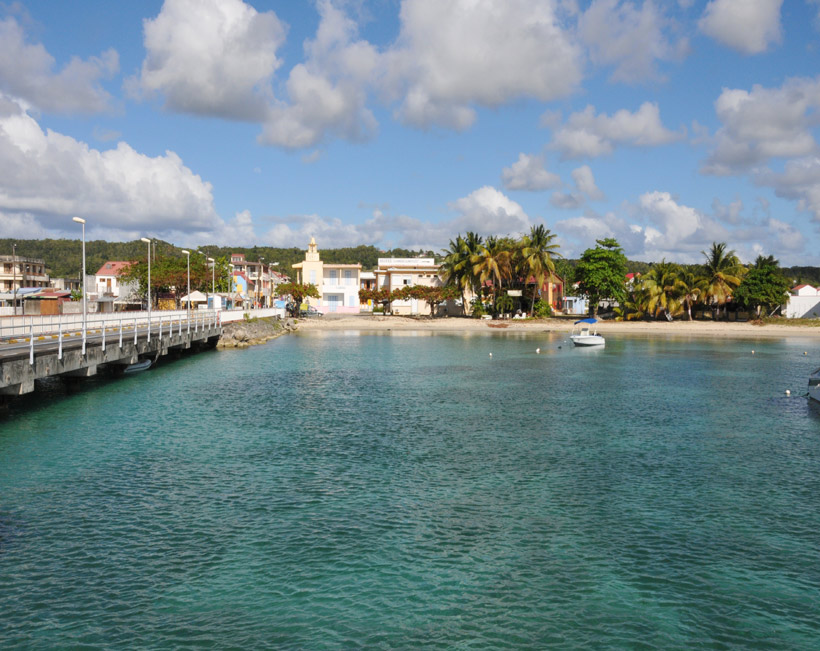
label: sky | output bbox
[1,0,820,265]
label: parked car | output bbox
[300,305,324,317]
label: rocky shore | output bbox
[217,316,297,349]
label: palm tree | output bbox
[521,225,562,314]
[441,232,484,315]
[471,236,512,313]
[441,235,470,315]
[677,267,707,321]
[643,260,684,320]
[702,242,745,319]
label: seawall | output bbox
[217,316,296,349]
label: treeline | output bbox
[2,237,820,287]
[0,239,436,278]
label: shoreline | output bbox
[294,314,820,340]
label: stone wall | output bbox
[217,316,296,349]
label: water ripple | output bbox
[2,334,820,647]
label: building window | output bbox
[329,269,338,285]
[310,270,317,284]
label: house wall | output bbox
[784,294,820,319]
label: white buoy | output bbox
[751,350,755,354]
[536,348,540,354]
[489,352,492,357]
[805,352,808,356]
[786,389,791,396]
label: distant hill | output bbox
[0,239,438,279]
[3,238,818,286]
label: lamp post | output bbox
[229,263,235,308]
[141,238,152,337]
[181,249,190,321]
[207,257,215,308]
[11,242,17,316]
[257,257,264,308]
[72,217,87,353]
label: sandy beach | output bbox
[296,313,820,340]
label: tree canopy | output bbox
[575,238,628,317]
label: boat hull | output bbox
[571,335,605,347]
[808,369,820,402]
[123,359,152,374]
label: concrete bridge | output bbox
[0,309,224,403]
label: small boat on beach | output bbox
[570,318,605,347]
[808,368,820,403]
[123,359,152,374]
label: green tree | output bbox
[471,235,513,311]
[520,225,561,314]
[734,255,791,318]
[702,242,745,319]
[643,260,684,320]
[575,238,628,317]
[277,282,320,316]
[677,267,707,321]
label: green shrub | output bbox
[533,300,553,318]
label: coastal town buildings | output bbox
[783,285,820,319]
[94,261,132,298]
[230,253,277,307]
[374,257,443,315]
[292,238,362,313]
[0,255,49,292]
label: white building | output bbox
[94,261,133,298]
[292,238,362,313]
[783,285,820,319]
[374,257,443,315]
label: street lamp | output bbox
[181,250,190,322]
[228,263,235,308]
[72,217,87,353]
[257,257,264,308]
[207,257,215,308]
[11,242,17,316]
[141,238,152,338]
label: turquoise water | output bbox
[2,330,820,648]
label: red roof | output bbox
[95,261,133,276]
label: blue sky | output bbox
[2,0,820,265]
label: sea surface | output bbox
[2,330,820,649]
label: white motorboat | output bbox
[570,318,605,347]
[809,368,820,402]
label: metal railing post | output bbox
[29,323,34,365]
[134,317,138,345]
[58,320,63,360]
[119,318,123,349]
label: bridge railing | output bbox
[0,309,220,341]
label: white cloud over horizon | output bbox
[0,95,223,241]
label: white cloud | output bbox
[755,157,820,221]
[699,0,783,55]
[448,186,532,237]
[578,0,688,83]
[260,186,534,251]
[501,153,561,191]
[0,16,118,114]
[572,165,604,200]
[385,0,582,129]
[260,0,379,148]
[132,0,285,121]
[550,102,683,159]
[551,164,605,209]
[702,77,820,175]
[0,96,221,240]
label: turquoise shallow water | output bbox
[2,330,820,648]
